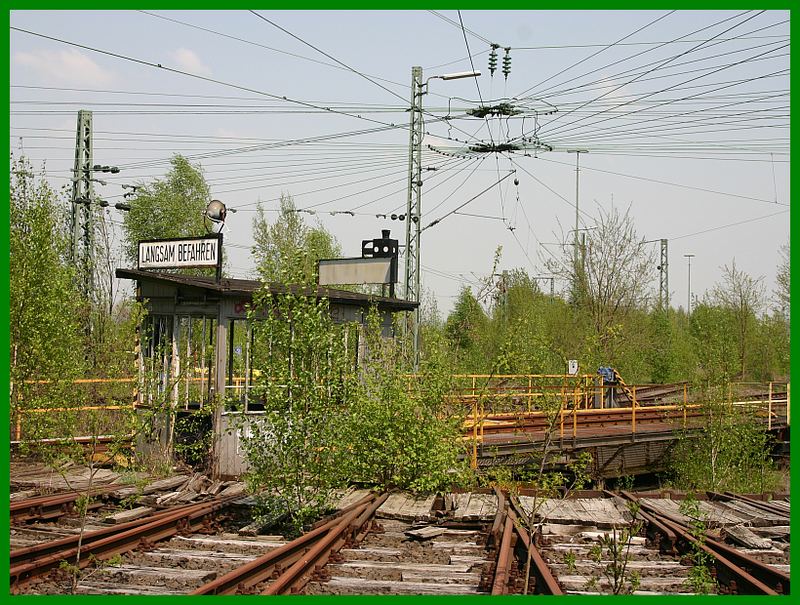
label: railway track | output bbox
[11,486,790,596]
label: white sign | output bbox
[568,359,579,375]
[318,257,394,286]
[138,237,219,269]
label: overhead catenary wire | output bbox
[669,208,788,241]
[423,170,516,231]
[521,12,775,143]
[540,43,788,140]
[518,13,786,102]
[535,156,789,206]
[515,10,677,99]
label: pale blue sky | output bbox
[10,10,790,315]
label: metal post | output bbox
[405,66,424,368]
[472,400,478,469]
[528,376,532,413]
[659,239,669,309]
[768,382,773,431]
[567,149,587,297]
[70,109,95,297]
[684,253,695,314]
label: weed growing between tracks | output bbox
[587,500,644,594]
[679,493,717,594]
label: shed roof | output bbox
[115,268,418,312]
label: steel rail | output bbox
[10,487,114,523]
[620,491,788,595]
[602,490,677,555]
[10,499,219,566]
[490,511,515,595]
[10,495,238,588]
[506,496,564,595]
[712,491,791,517]
[191,492,385,595]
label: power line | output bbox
[423,170,516,231]
[10,26,412,132]
[248,10,410,106]
[670,209,788,240]
[534,11,767,134]
[542,43,788,140]
[515,10,676,99]
[428,10,493,45]
[536,156,789,206]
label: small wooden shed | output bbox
[116,268,417,478]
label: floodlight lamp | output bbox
[204,199,227,233]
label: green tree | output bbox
[240,285,354,531]
[342,314,464,492]
[444,287,489,370]
[121,155,210,264]
[710,260,765,379]
[10,155,85,412]
[668,387,778,493]
[774,242,789,318]
[545,206,656,364]
[252,194,340,283]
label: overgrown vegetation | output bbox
[667,386,780,493]
[587,501,644,594]
[238,282,467,532]
[10,149,788,543]
[679,494,717,594]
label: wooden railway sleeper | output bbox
[620,491,786,595]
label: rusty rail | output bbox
[191,492,386,595]
[490,511,515,595]
[10,499,220,567]
[620,491,789,595]
[10,495,239,589]
[10,487,116,524]
[503,493,564,595]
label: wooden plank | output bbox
[696,501,753,527]
[448,555,487,567]
[460,493,495,521]
[76,582,185,596]
[112,475,190,498]
[340,547,402,558]
[94,564,216,584]
[376,493,411,519]
[323,576,485,595]
[334,561,477,574]
[401,571,483,585]
[217,482,247,498]
[751,525,790,538]
[103,506,154,524]
[557,574,694,592]
[405,526,445,540]
[396,494,436,521]
[722,525,773,550]
[714,500,787,526]
[170,535,285,552]
[140,548,256,566]
[541,523,599,536]
[451,493,472,520]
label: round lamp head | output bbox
[206,199,227,222]
[204,199,227,233]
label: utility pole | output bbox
[567,149,588,298]
[404,66,424,367]
[659,239,669,309]
[684,253,695,314]
[71,109,95,297]
[403,67,479,367]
